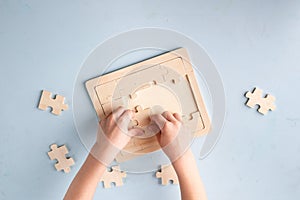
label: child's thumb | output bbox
[128,128,144,137]
[150,114,166,130]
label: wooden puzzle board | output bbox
[85,48,210,162]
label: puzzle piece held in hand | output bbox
[128,119,138,128]
[48,144,75,173]
[245,87,276,115]
[156,164,179,185]
[38,90,68,115]
[100,166,127,188]
[132,105,151,127]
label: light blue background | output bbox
[0,0,299,200]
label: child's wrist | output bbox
[90,142,120,166]
[172,149,193,168]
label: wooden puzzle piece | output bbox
[182,111,206,136]
[128,119,138,128]
[156,164,179,185]
[100,165,127,188]
[132,105,151,127]
[96,80,121,105]
[101,97,127,116]
[245,87,276,115]
[129,93,137,99]
[48,144,75,173]
[38,90,68,115]
[117,65,168,99]
[160,59,184,84]
[161,58,185,74]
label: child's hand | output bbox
[150,111,193,161]
[66,109,207,200]
[91,106,142,165]
[150,111,182,147]
[99,106,142,149]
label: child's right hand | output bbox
[150,111,193,161]
[150,111,182,147]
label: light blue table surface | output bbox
[0,0,299,199]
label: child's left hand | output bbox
[91,106,143,165]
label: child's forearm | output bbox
[64,154,106,200]
[172,149,208,200]
[65,108,144,199]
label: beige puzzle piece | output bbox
[48,144,75,173]
[245,87,276,115]
[100,165,127,188]
[182,111,205,136]
[85,48,211,162]
[132,105,151,127]
[128,119,138,128]
[156,164,179,185]
[101,97,127,116]
[38,90,68,115]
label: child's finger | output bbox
[146,123,161,133]
[128,128,144,137]
[173,113,182,122]
[99,119,106,127]
[111,106,126,121]
[162,111,176,122]
[118,110,134,126]
[150,114,167,130]
[156,131,162,145]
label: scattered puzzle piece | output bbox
[38,90,68,115]
[156,164,179,185]
[100,166,127,188]
[245,87,276,115]
[48,144,75,173]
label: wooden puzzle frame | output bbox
[86,48,210,162]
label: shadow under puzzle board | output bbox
[85,48,211,162]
